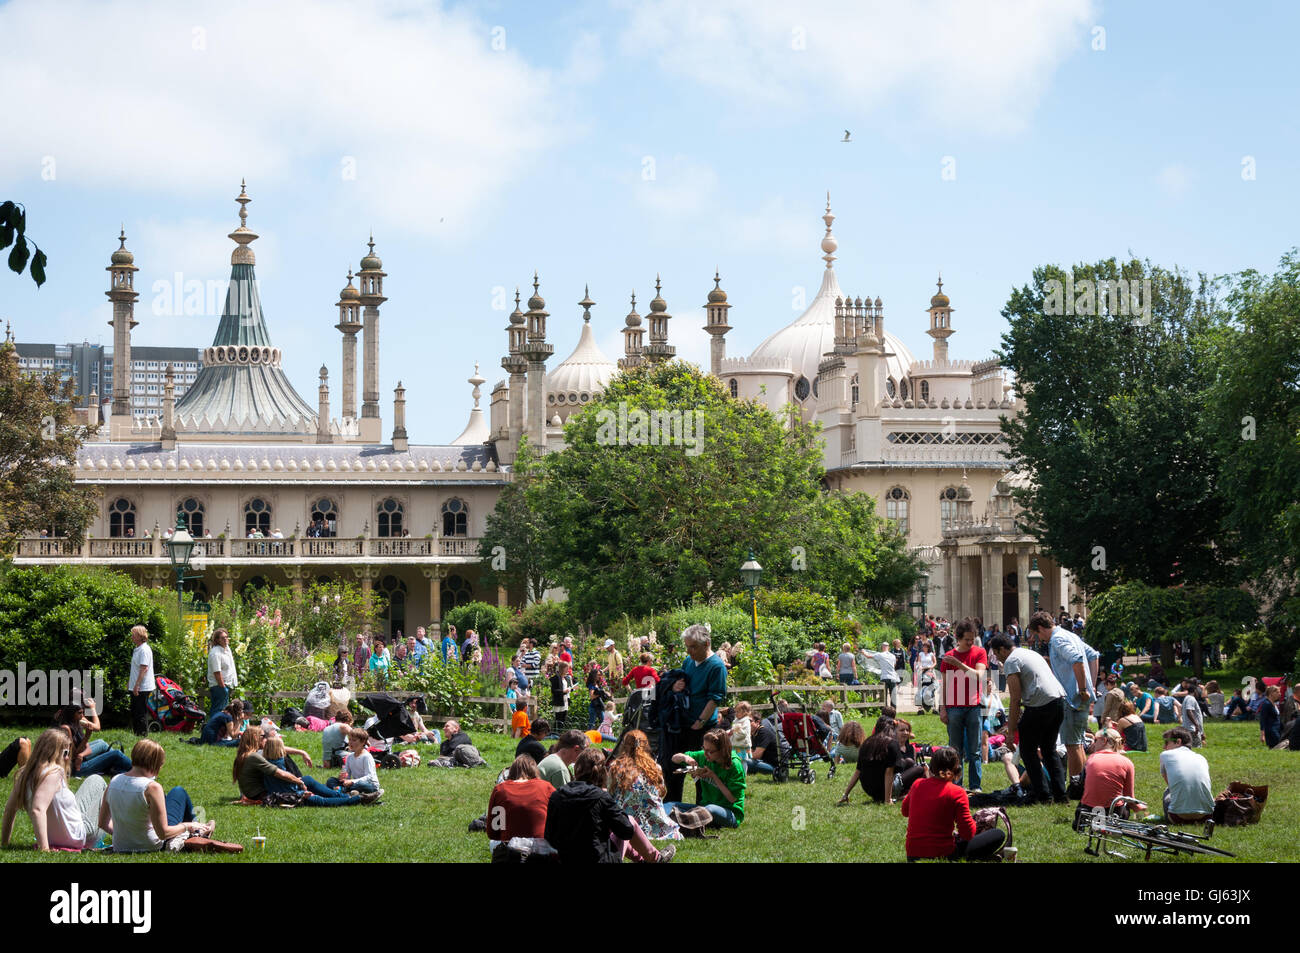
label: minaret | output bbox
[357,235,387,443]
[926,274,955,365]
[317,366,334,444]
[642,276,675,364]
[619,292,644,370]
[703,270,731,377]
[105,227,139,439]
[391,380,408,451]
[500,288,528,463]
[335,270,361,420]
[519,273,553,451]
[160,363,177,450]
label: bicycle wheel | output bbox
[1145,833,1235,858]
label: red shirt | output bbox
[1080,751,1135,809]
[901,776,977,858]
[940,645,988,707]
[487,778,552,840]
[623,665,659,689]
[559,650,573,665]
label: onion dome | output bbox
[625,291,642,327]
[110,228,134,265]
[359,235,383,271]
[340,269,360,301]
[707,270,728,304]
[649,276,668,314]
[930,275,949,308]
[527,271,546,312]
[509,288,525,325]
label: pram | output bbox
[773,705,833,784]
[357,692,424,742]
[917,669,937,713]
[147,675,206,733]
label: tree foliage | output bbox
[999,258,1230,591]
[484,362,919,630]
[0,340,99,552]
[478,446,555,603]
[1,201,47,287]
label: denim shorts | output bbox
[1061,704,1089,745]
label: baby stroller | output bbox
[917,669,937,713]
[146,676,207,733]
[774,710,833,784]
[358,692,424,741]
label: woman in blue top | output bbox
[368,638,391,688]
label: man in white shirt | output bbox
[207,628,238,715]
[988,632,1068,803]
[1159,727,1213,822]
[129,625,155,736]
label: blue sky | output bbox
[2,0,1297,439]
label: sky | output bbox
[2,0,1297,441]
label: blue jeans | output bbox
[164,786,195,825]
[663,801,738,828]
[945,706,983,790]
[76,741,132,779]
[302,775,361,806]
[327,776,378,794]
[839,673,858,685]
[209,683,229,716]
[588,701,604,730]
[742,756,774,775]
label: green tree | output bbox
[999,258,1230,593]
[0,340,99,552]
[478,445,555,603]
[505,362,909,629]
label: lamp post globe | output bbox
[166,508,195,614]
[1027,557,1044,614]
[740,550,762,646]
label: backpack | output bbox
[452,744,486,767]
[969,806,1013,859]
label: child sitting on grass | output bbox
[328,728,381,796]
[511,701,531,739]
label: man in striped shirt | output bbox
[520,639,542,682]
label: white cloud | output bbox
[0,0,567,236]
[634,154,719,216]
[617,0,1095,133]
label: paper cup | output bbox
[1003,846,1017,863]
[252,836,266,850]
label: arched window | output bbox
[920,380,930,403]
[729,379,738,398]
[177,498,204,537]
[241,575,270,595]
[441,573,473,613]
[850,373,859,407]
[244,498,271,537]
[886,378,897,399]
[108,498,136,538]
[377,498,404,538]
[940,486,959,528]
[899,379,909,401]
[378,574,408,639]
[310,498,338,537]
[442,498,468,537]
[885,486,910,534]
[812,375,820,399]
[794,376,811,401]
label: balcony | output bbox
[12,535,482,565]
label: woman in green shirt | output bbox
[665,729,746,828]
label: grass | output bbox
[1,714,1295,863]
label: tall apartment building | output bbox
[15,342,202,419]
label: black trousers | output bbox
[662,725,705,803]
[1019,698,1066,799]
[130,691,150,736]
[907,829,1006,862]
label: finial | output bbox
[469,362,486,409]
[826,190,831,213]
[713,269,721,289]
[119,226,126,248]
[579,284,595,322]
[655,274,662,295]
[533,271,540,294]
[514,288,521,309]
[937,272,943,294]
[630,291,636,309]
[820,196,838,269]
[368,233,375,255]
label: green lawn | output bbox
[2,715,1294,863]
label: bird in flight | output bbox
[842,130,852,142]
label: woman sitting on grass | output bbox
[609,730,681,842]
[100,738,216,852]
[665,729,746,829]
[1079,728,1146,819]
[53,698,131,778]
[901,745,1005,862]
[838,716,924,806]
[233,726,372,806]
[2,727,110,851]
[485,754,552,860]
[1113,700,1147,752]
[544,748,674,863]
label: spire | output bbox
[821,192,837,270]
[228,179,259,265]
[579,284,595,323]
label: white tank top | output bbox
[43,769,90,850]
[106,773,163,852]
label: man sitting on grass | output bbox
[538,730,588,789]
[1158,727,1213,824]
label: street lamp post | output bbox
[739,550,763,646]
[165,507,196,617]
[1027,557,1044,616]
[918,570,929,629]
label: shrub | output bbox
[445,601,514,647]
[0,566,168,725]
[391,656,482,725]
[508,600,577,647]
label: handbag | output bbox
[1212,782,1268,826]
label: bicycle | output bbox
[1076,796,1235,860]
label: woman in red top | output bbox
[1080,728,1146,817]
[901,746,1005,861]
[486,754,552,861]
